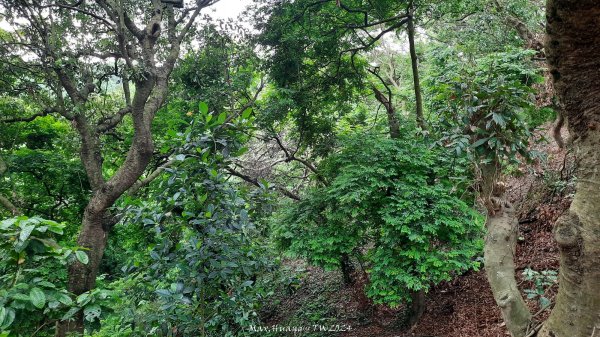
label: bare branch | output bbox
[272,134,321,178]
[41,2,115,30]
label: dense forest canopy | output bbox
[0,0,599,336]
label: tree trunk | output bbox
[480,163,531,337]
[372,86,401,139]
[0,156,18,215]
[55,205,110,337]
[55,91,157,335]
[406,290,426,328]
[340,253,356,285]
[484,203,531,336]
[538,1,600,335]
[407,6,426,131]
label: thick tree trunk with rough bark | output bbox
[538,1,600,336]
[55,208,109,336]
[55,82,159,336]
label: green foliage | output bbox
[255,0,385,155]
[427,47,541,165]
[425,0,544,54]
[174,24,259,117]
[3,148,89,224]
[0,0,557,333]
[0,216,78,335]
[96,104,276,336]
[274,133,484,306]
[522,268,557,309]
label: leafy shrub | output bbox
[427,47,540,166]
[274,133,484,306]
[94,104,276,336]
[0,216,81,335]
[522,268,557,308]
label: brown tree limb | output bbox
[96,106,132,133]
[493,0,544,53]
[0,106,63,123]
[367,66,401,139]
[0,195,19,216]
[553,105,565,149]
[226,167,301,201]
[271,134,326,185]
[478,161,532,337]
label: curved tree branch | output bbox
[226,167,301,201]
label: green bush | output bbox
[274,133,484,306]
[0,216,79,336]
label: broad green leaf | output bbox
[0,218,17,230]
[44,220,64,234]
[11,293,29,301]
[234,147,249,156]
[491,113,506,128]
[471,137,489,148]
[198,102,208,115]
[0,308,14,329]
[33,237,61,249]
[30,287,46,309]
[156,289,171,297]
[61,307,80,320]
[83,304,101,322]
[216,112,227,125]
[19,224,35,242]
[241,107,252,119]
[76,293,90,305]
[539,297,551,308]
[75,251,89,265]
[35,280,55,288]
[57,293,73,306]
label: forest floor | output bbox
[260,124,575,337]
